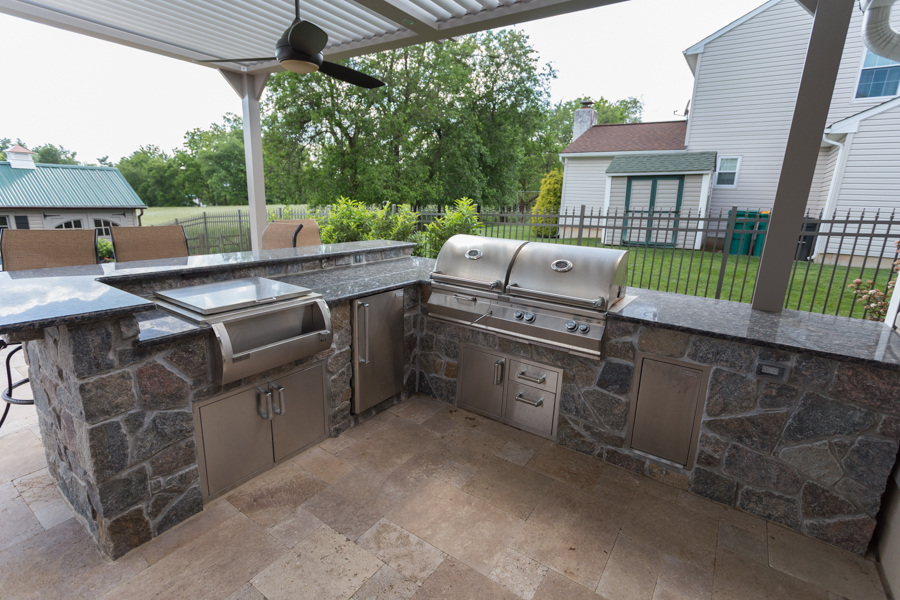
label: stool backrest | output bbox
[261,219,322,250]
[0,229,99,271]
[111,225,188,263]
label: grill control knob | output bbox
[579,323,591,334]
[523,312,536,323]
[514,310,524,320]
[565,320,578,332]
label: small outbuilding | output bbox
[0,145,146,237]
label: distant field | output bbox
[140,205,289,226]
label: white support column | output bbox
[695,172,712,251]
[220,70,270,252]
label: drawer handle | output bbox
[271,383,285,416]
[517,370,546,385]
[258,389,274,420]
[493,359,505,386]
[453,294,477,302]
[515,392,544,407]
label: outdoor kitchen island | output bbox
[1,239,899,562]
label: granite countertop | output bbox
[612,288,900,370]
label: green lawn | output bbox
[140,205,292,226]
[477,223,895,319]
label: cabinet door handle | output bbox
[271,383,285,416]
[517,370,546,385]
[359,302,370,364]
[515,392,544,407]
[493,359,504,385]
[257,389,274,420]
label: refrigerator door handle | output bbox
[493,359,504,385]
[358,302,371,364]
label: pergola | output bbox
[0,0,858,313]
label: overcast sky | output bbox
[0,0,765,164]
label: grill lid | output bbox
[506,243,628,310]
[431,235,527,292]
[155,277,312,315]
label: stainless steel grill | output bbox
[155,277,333,384]
[427,235,627,357]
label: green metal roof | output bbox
[606,151,717,174]
[0,162,146,209]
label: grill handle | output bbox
[431,272,502,291]
[271,383,285,416]
[257,388,274,420]
[515,392,544,408]
[517,370,546,385]
[493,359,505,385]
[505,284,605,310]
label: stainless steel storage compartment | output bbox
[352,290,404,414]
[507,359,559,394]
[626,357,707,468]
[458,347,505,417]
[504,381,557,436]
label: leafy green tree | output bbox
[117,146,190,207]
[97,156,114,167]
[531,169,564,237]
[31,143,79,165]
[183,114,248,206]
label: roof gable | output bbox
[562,121,687,154]
[829,96,900,133]
[606,152,718,174]
[0,163,147,209]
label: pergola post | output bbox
[220,70,270,251]
[750,0,854,312]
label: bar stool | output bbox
[0,228,101,429]
[261,220,322,250]
[111,225,189,262]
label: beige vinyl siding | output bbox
[685,0,813,213]
[826,106,900,257]
[805,144,834,218]
[826,8,900,125]
[559,157,611,214]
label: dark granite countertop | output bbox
[612,288,900,370]
[283,257,436,305]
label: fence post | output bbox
[202,212,209,254]
[238,211,244,251]
[577,205,586,246]
[219,233,224,254]
[199,233,206,255]
[715,207,738,300]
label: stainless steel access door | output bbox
[458,346,505,417]
[628,358,704,467]
[352,290,404,413]
[272,362,327,461]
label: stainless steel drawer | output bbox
[508,360,559,394]
[504,381,556,436]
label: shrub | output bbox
[370,203,419,243]
[416,198,481,258]
[531,169,563,238]
[97,238,114,262]
[315,197,420,245]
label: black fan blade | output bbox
[195,57,276,63]
[288,20,328,56]
[319,61,385,88]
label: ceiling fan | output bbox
[195,0,385,89]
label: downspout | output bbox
[861,0,900,62]
[811,134,849,261]
[137,208,144,226]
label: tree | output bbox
[98,156,114,167]
[183,115,248,206]
[31,143,79,165]
[117,146,190,207]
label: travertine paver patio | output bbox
[0,378,889,599]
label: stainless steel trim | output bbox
[517,370,546,385]
[271,383,285,416]
[257,388,274,420]
[493,359,504,385]
[156,277,312,315]
[514,392,544,407]
[431,272,502,291]
[506,284,604,310]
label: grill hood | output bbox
[432,235,527,292]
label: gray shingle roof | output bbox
[0,162,146,209]
[606,151,717,174]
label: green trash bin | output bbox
[751,211,770,256]
[728,210,756,256]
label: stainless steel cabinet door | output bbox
[199,387,275,495]
[458,347,505,417]
[353,290,404,413]
[630,359,703,466]
[272,362,327,461]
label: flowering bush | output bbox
[847,240,900,321]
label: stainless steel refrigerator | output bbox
[352,289,404,413]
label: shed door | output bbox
[622,176,684,246]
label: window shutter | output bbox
[14,216,30,229]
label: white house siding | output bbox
[826,105,900,258]
[686,0,812,213]
[825,8,900,125]
[560,156,611,214]
[806,144,835,218]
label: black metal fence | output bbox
[160,204,900,320]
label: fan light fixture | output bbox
[282,59,319,74]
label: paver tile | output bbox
[358,518,445,584]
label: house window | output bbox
[715,157,741,187]
[856,49,900,99]
[93,219,119,237]
[55,219,83,229]
[0,216,8,229]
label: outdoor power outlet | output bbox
[756,362,790,382]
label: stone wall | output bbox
[416,312,900,555]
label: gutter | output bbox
[861,0,900,62]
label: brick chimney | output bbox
[4,145,37,170]
[572,99,598,142]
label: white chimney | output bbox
[572,99,598,141]
[4,145,37,170]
